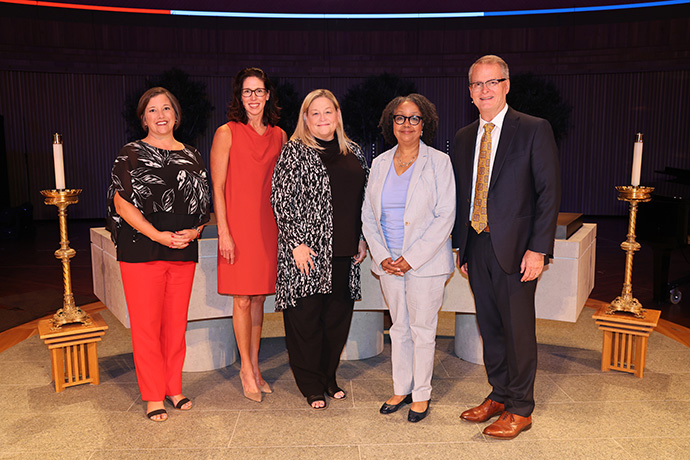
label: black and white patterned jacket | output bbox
[271,138,369,310]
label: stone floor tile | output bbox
[615,437,690,460]
[89,449,226,460]
[2,381,139,414]
[644,349,690,374]
[220,446,361,460]
[527,401,690,439]
[0,359,52,385]
[359,441,492,460]
[0,451,95,460]
[537,346,603,375]
[0,411,239,451]
[230,405,482,448]
[549,372,690,402]
[482,438,631,459]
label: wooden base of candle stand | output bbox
[593,306,660,378]
[38,312,108,393]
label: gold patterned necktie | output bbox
[471,123,495,234]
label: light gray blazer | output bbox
[361,141,456,278]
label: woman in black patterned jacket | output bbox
[271,89,368,409]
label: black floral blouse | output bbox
[106,140,211,263]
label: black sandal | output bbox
[307,394,327,410]
[146,408,168,421]
[326,385,347,400]
[165,396,192,410]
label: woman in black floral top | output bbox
[106,87,210,422]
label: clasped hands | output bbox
[381,256,411,277]
[159,228,198,250]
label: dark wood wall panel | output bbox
[0,3,688,218]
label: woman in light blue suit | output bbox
[361,94,456,423]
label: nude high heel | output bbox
[240,372,262,402]
[259,381,273,394]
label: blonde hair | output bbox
[468,55,510,82]
[291,89,356,155]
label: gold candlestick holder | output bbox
[41,188,91,328]
[607,185,654,318]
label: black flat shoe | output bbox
[408,400,430,423]
[379,394,412,414]
[326,385,347,400]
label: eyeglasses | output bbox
[468,78,507,92]
[393,115,423,126]
[241,88,267,98]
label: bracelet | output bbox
[195,227,202,239]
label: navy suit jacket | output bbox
[451,106,561,274]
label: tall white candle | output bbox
[52,133,66,190]
[631,133,643,187]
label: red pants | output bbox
[120,260,196,401]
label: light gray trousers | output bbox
[379,250,447,402]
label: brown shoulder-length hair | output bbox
[226,67,280,126]
[137,87,182,130]
[378,93,439,146]
[291,89,357,155]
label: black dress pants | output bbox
[283,257,354,397]
[466,230,538,417]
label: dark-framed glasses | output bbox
[393,115,423,126]
[241,88,268,98]
[469,78,507,92]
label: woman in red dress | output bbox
[210,68,286,402]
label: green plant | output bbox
[273,77,301,137]
[124,68,214,146]
[341,73,417,161]
[506,73,571,145]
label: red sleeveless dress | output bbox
[217,121,283,295]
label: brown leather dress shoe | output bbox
[460,398,505,422]
[482,411,532,439]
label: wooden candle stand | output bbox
[593,305,660,378]
[38,312,108,392]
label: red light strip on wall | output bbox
[1,0,170,14]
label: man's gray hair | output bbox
[468,55,510,82]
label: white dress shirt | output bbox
[468,103,510,221]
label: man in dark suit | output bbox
[451,55,561,439]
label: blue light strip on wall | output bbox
[170,0,689,19]
[485,0,688,16]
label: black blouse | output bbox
[316,136,366,257]
[106,140,211,263]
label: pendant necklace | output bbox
[396,154,417,168]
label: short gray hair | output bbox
[468,55,510,82]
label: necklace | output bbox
[395,154,417,168]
